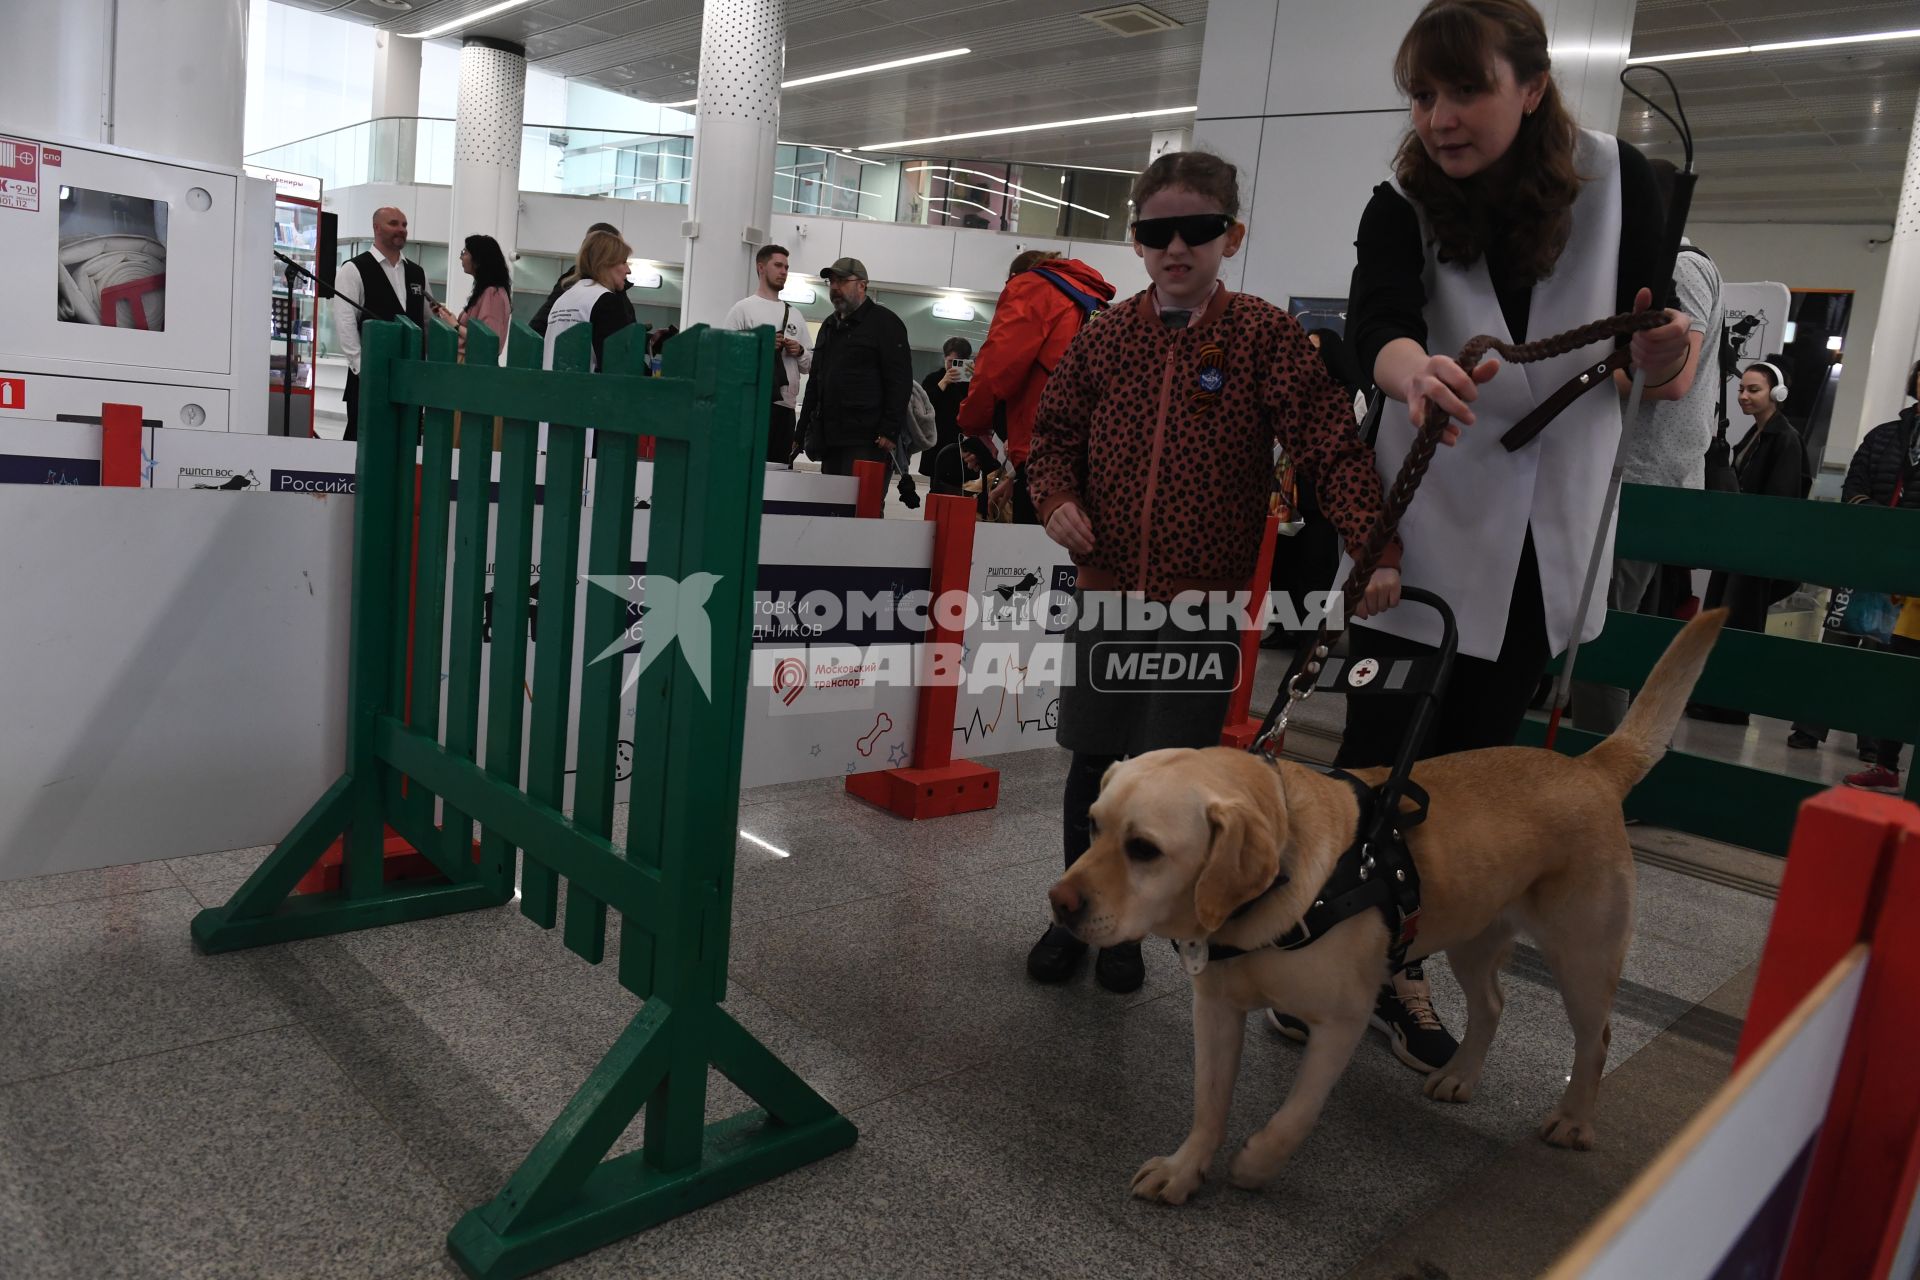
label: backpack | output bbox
[903,377,939,451]
[1030,266,1108,330]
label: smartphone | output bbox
[951,359,974,382]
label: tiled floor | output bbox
[0,733,1778,1280]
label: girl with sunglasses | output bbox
[1021,150,1408,996]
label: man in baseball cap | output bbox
[795,258,913,477]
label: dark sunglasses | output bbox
[1131,213,1234,250]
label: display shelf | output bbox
[268,183,324,436]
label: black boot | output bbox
[1095,941,1144,993]
[1026,926,1087,983]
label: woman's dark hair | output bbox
[1308,328,1364,394]
[462,234,513,313]
[1008,248,1061,277]
[1129,151,1241,221]
[942,337,973,359]
[1744,362,1781,390]
[1908,359,1919,401]
[1392,0,1583,283]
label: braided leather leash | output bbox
[1251,306,1670,756]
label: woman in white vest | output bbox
[1278,0,1697,1072]
[542,229,637,453]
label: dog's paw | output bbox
[1538,1109,1596,1150]
[1423,1070,1477,1104]
[1226,1142,1281,1191]
[1131,1155,1204,1205]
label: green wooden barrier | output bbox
[1519,483,1920,854]
[189,315,855,1278]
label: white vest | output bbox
[540,278,611,452]
[1342,128,1623,661]
[542,279,610,372]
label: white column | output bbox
[680,0,785,329]
[1193,0,1633,304]
[445,38,526,317]
[1856,96,1920,445]
[0,0,246,168]
[372,29,423,184]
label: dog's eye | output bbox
[1125,837,1162,863]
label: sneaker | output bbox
[1845,765,1902,794]
[1095,941,1144,993]
[1264,1009,1309,1043]
[1786,731,1819,750]
[1371,966,1459,1074]
[1026,926,1087,983]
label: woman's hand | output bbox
[1045,500,1095,555]
[1354,566,1401,620]
[1629,287,1693,388]
[1405,354,1499,445]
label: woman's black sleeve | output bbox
[590,292,636,367]
[1346,182,1428,385]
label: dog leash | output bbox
[1250,307,1670,758]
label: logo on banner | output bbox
[984,565,1045,625]
[584,572,722,700]
[178,466,260,491]
[0,137,40,213]
[772,657,807,706]
[271,468,355,494]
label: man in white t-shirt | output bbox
[722,244,813,465]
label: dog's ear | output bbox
[1193,796,1281,933]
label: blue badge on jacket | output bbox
[1197,366,1225,394]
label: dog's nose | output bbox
[1048,882,1084,928]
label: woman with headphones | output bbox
[1688,361,1812,723]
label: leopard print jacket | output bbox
[1027,288,1400,601]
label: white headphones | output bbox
[1750,362,1790,403]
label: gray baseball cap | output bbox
[819,257,869,282]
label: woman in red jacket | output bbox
[1022,150,1411,995]
[957,250,1116,522]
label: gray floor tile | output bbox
[0,888,299,1086]
[0,1026,458,1280]
[0,859,181,914]
[164,844,275,886]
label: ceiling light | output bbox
[1629,28,1920,65]
[398,0,538,39]
[908,164,1110,219]
[932,295,976,321]
[783,47,970,89]
[662,48,970,110]
[1827,335,1843,352]
[861,105,1196,152]
[1784,321,1797,343]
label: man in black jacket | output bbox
[795,258,911,476]
[1841,361,1920,511]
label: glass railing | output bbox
[247,118,1134,240]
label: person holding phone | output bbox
[921,337,973,479]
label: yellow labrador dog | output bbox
[1045,609,1726,1205]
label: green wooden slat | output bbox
[440,320,499,882]
[390,361,696,440]
[1516,721,1821,856]
[411,318,458,754]
[374,716,662,926]
[521,325,592,930]
[193,878,502,954]
[1557,610,1920,743]
[1616,484,1920,598]
[201,773,356,927]
[480,320,545,898]
[565,325,648,966]
[385,327,436,865]
[353,320,418,898]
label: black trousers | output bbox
[820,443,890,477]
[1063,751,1120,870]
[768,404,797,465]
[342,370,360,442]
[1336,533,1552,770]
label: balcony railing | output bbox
[246,117,1135,241]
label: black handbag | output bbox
[1704,421,1740,493]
